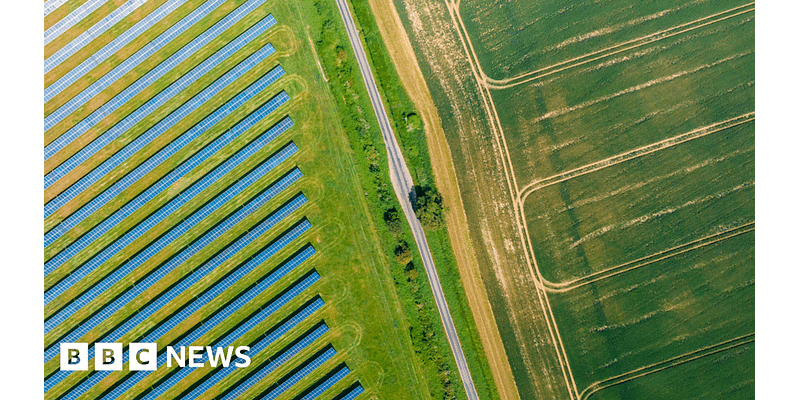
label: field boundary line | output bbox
[543,222,755,293]
[518,112,755,201]
[448,1,581,398]
[481,3,755,89]
[579,333,755,400]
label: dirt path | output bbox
[365,0,521,398]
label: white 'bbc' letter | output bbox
[95,343,123,371]
[60,343,88,371]
[129,343,157,371]
[235,346,251,368]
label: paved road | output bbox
[333,1,480,399]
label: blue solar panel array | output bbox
[44,0,273,155]
[44,0,71,17]
[257,347,338,400]
[44,165,302,331]
[301,366,351,400]
[184,297,324,399]
[45,215,311,368]
[44,103,291,277]
[44,0,152,76]
[41,2,354,399]
[117,272,323,400]
[44,20,278,192]
[45,163,302,354]
[44,65,289,225]
[44,0,112,46]
[44,83,291,256]
[220,323,330,400]
[58,270,321,400]
[341,385,365,400]
[45,221,313,396]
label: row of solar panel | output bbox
[112,268,322,400]
[58,261,319,399]
[45,0,146,70]
[44,99,291,277]
[44,0,267,151]
[45,211,312,389]
[44,87,289,260]
[45,164,302,331]
[43,17,278,190]
[44,0,111,46]
[185,296,324,398]
[44,0,71,17]
[45,160,304,361]
[44,71,286,250]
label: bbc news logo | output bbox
[60,343,251,371]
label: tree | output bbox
[384,207,402,235]
[412,186,445,231]
[395,240,413,265]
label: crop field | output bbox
[43,0,434,399]
[459,0,753,81]
[390,0,755,398]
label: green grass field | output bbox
[459,0,752,80]
[44,0,459,398]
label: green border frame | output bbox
[0,1,39,399]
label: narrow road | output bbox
[333,1,481,399]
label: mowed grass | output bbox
[523,123,754,283]
[45,0,431,398]
[459,0,750,80]
[588,341,754,400]
[493,12,754,185]
[549,231,754,392]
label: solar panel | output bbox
[44,13,277,181]
[219,323,330,400]
[103,274,321,400]
[340,385,365,400]
[44,166,303,331]
[183,298,325,399]
[44,0,113,46]
[44,63,283,230]
[253,347,337,400]
[300,366,350,400]
[44,82,291,256]
[44,0,152,76]
[44,25,277,194]
[44,0,274,153]
[55,271,321,399]
[44,103,291,279]
[45,216,312,370]
[44,0,71,17]
[45,162,303,347]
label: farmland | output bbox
[390,0,755,398]
[459,0,753,81]
[43,0,469,398]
